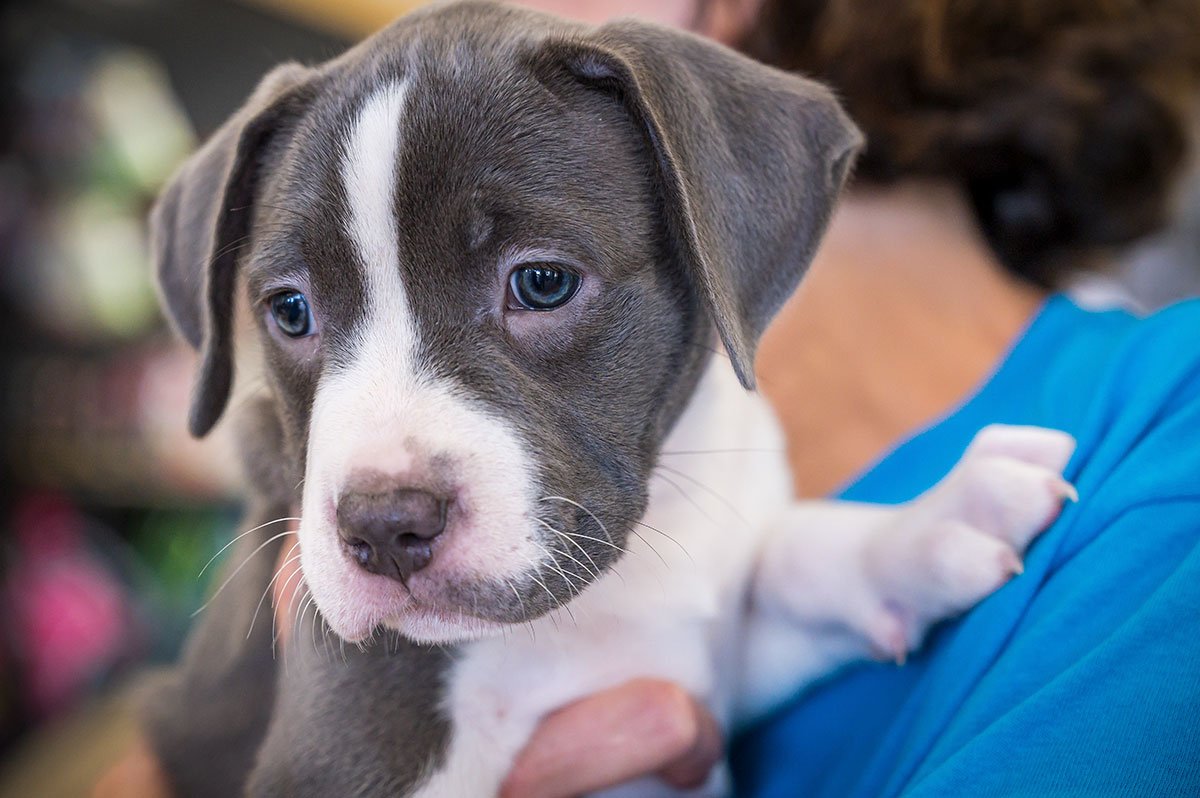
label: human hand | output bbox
[500,678,723,798]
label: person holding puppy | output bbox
[99,0,1200,796]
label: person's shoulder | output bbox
[1061,295,1200,516]
[1087,295,1200,413]
[1053,290,1200,361]
[1115,295,1200,365]
[1026,294,1198,433]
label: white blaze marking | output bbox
[342,80,418,377]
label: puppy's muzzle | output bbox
[337,487,449,584]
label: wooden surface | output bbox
[0,687,145,798]
[241,0,430,38]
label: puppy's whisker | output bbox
[247,543,302,641]
[310,595,322,654]
[561,531,626,585]
[651,470,717,533]
[634,519,693,563]
[291,592,308,643]
[275,572,309,658]
[563,530,629,555]
[655,464,750,528]
[230,376,268,398]
[502,576,524,609]
[534,518,603,581]
[282,586,311,674]
[207,234,252,266]
[538,496,618,548]
[539,495,671,569]
[272,564,307,655]
[626,526,669,568]
[198,517,301,579]
[505,570,540,642]
[521,555,573,629]
[294,592,315,650]
[193,528,298,618]
[316,615,331,665]
[206,223,296,265]
[290,596,309,665]
[530,539,590,591]
[500,576,535,644]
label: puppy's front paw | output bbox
[859,425,1076,662]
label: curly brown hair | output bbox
[736,0,1200,285]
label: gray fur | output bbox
[146,2,860,795]
[250,635,453,797]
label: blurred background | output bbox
[0,1,358,793]
[0,0,1196,794]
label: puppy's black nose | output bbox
[336,488,448,583]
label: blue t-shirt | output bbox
[731,294,1200,797]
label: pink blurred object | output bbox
[6,495,132,717]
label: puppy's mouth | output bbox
[321,569,546,646]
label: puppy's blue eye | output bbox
[508,265,581,311]
[269,291,314,337]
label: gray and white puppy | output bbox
[145,2,1076,796]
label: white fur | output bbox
[300,83,548,644]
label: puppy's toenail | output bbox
[1052,478,1079,503]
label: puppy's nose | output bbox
[336,488,448,583]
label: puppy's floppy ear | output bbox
[151,62,314,437]
[547,22,861,388]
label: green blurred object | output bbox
[85,50,196,195]
[127,507,240,658]
[47,190,158,339]
[24,46,197,343]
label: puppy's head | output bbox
[152,1,860,644]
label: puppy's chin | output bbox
[382,608,509,645]
[306,560,542,645]
[319,596,515,646]
[308,581,410,645]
